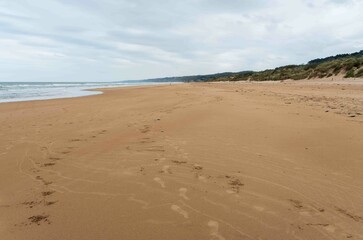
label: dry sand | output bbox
[1,79,363,239]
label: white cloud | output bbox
[0,0,362,81]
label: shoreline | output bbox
[1,78,362,104]
[1,80,363,239]
[0,82,175,104]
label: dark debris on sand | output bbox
[28,215,50,225]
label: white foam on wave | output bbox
[0,81,168,103]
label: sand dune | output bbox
[1,79,363,239]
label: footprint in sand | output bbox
[162,165,172,174]
[178,188,189,200]
[197,175,208,183]
[225,190,236,194]
[324,225,336,233]
[153,177,166,188]
[193,164,203,170]
[253,206,265,212]
[208,220,225,240]
[171,205,189,219]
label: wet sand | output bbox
[1,79,363,239]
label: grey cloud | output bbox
[0,0,362,82]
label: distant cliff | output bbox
[127,50,363,83]
[225,50,363,81]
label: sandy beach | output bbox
[1,79,363,240]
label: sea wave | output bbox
[0,81,154,103]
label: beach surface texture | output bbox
[1,79,363,240]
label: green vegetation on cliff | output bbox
[212,50,363,82]
[136,50,363,83]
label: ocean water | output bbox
[0,81,159,103]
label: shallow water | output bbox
[0,81,160,103]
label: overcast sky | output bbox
[0,0,363,82]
